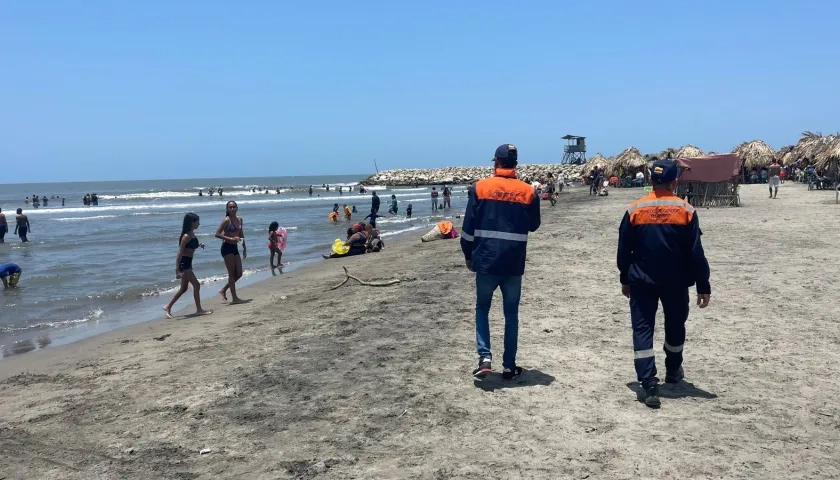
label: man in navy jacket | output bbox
[617,159,711,408]
[461,144,541,380]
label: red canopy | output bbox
[675,154,741,183]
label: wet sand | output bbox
[2,183,839,479]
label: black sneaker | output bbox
[472,358,492,378]
[501,366,523,381]
[637,384,661,408]
[665,367,684,384]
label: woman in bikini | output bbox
[163,213,211,318]
[216,201,247,304]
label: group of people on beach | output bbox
[162,200,288,319]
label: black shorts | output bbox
[178,256,193,272]
[221,242,240,257]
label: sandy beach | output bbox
[2,182,839,479]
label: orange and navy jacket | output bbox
[617,190,711,294]
[461,168,541,276]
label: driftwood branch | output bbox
[330,266,401,290]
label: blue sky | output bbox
[2,1,838,183]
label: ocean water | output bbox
[0,175,469,358]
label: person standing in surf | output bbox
[0,208,7,243]
[14,208,30,242]
[163,213,211,318]
[216,201,247,304]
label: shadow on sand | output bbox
[625,380,718,400]
[473,368,555,392]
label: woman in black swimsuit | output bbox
[216,200,246,304]
[322,223,368,259]
[163,213,211,318]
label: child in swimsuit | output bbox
[268,221,286,268]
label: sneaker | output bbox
[501,366,523,381]
[472,358,492,378]
[637,384,661,408]
[665,367,684,384]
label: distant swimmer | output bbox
[352,206,358,214]
[215,201,246,304]
[163,213,211,318]
[14,209,30,242]
[268,221,286,268]
[371,191,380,215]
[329,211,340,223]
[406,203,413,218]
[0,208,7,243]
[309,186,314,196]
[0,262,22,289]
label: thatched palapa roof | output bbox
[794,131,840,169]
[732,140,775,169]
[675,144,703,159]
[587,153,608,167]
[614,147,647,169]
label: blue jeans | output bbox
[474,273,522,369]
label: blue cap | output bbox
[494,144,518,161]
[650,159,679,184]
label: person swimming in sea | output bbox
[406,203,413,219]
[215,201,246,304]
[343,204,352,221]
[268,221,286,268]
[352,206,358,214]
[0,262,22,289]
[163,213,211,318]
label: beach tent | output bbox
[673,154,742,207]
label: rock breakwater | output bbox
[363,164,586,186]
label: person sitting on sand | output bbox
[364,223,384,252]
[323,224,368,259]
[0,262,22,289]
[163,213,211,318]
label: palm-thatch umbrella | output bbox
[675,144,703,159]
[799,132,840,170]
[614,147,647,170]
[732,140,775,169]
[587,153,608,166]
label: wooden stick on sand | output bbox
[330,266,401,290]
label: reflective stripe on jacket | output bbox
[460,168,541,276]
[616,191,711,293]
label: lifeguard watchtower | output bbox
[562,135,586,164]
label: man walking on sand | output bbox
[617,159,711,408]
[768,159,782,198]
[462,144,541,380]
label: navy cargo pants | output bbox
[630,286,690,387]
